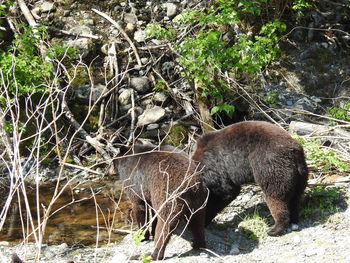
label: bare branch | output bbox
[92,8,142,67]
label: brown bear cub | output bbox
[114,143,207,260]
[192,121,308,236]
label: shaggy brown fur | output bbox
[192,121,308,236]
[114,144,207,260]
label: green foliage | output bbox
[131,229,146,246]
[294,135,349,172]
[327,102,350,121]
[153,79,169,95]
[0,25,76,97]
[292,0,312,11]
[239,211,268,241]
[146,22,175,40]
[0,4,6,17]
[141,255,153,263]
[302,186,343,220]
[292,0,312,16]
[0,1,12,17]
[263,92,279,108]
[0,25,51,95]
[161,1,286,112]
[210,103,235,118]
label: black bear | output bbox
[114,143,207,260]
[191,121,308,236]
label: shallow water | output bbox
[0,179,131,246]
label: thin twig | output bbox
[92,8,142,67]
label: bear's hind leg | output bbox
[131,202,152,241]
[265,195,290,236]
[151,212,179,260]
[288,191,303,224]
[188,208,206,249]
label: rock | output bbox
[40,1,55,13]
[66,38,92,58]
[137,106,166,126]
[134,30,147,42]
[141,57,149,64]
[146,123,160,130]
[153,92,168,103]
[229,244,240,255]
[69,25,93,36]
[291,224,299,231]
[125,23,136,32]
[124,13,137,24]
[118,89,133,105]
[293,235,301,244]
[74,83,106,103]
[130,76,150,93]
[305,246,317,257]
[163,3,178,18]
[292,97,319,112]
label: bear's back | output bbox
[118,144,202,194]
[192,121,304,185]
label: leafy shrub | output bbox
[0,25,76,97]
[148,1,287,118]
[0,25,53,95]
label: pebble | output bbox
[291,224,299,231]
[229,244,240,255]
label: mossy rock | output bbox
[164,125,187,147]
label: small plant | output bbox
[238,211,268,241]
[327,102,350,122]
[263,92,280,108]
[0,24,76,97]
[146,22,175,41]
[153,79,170,95]
[131,229,147,246]
[141,255,153,263]
[292,0,312,11]
[302,186,343,220]
[165,124,187,147]
[210,103,235,118]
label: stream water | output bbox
[0,180,131,246]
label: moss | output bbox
[68,64,90,89]
[69,103,100,132]
[165,125,187,147]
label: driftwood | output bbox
[289,121,350,138]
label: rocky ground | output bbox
[1,182,349,263]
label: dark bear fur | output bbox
[114,144,207,260]
[11,254,24,263]
[191,121,308,236]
